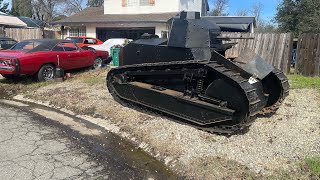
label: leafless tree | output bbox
[32,0,85,26]
[87,0,104,7]
[61,0,85,16]
[251,2,263,26]
[32,0,62,25]
[235,9,248,16]
[209,0,229,16]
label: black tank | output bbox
[107,11,289,134]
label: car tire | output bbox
[37,64,55,81]
[92,57,102,70]
[105,56,113,65]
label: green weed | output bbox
[288,75,320,89]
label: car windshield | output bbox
[66,37,83,43]
[11,41,42,51]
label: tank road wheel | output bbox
[92,57,102,70]
[38,64,55,81]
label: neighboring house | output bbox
[52,0,256,41]
[0,12,45,29]
[52,0,210,41]
[0,13,27,28]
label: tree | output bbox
[275,0,300,34]
[0,0,9,14]
[62,0,85,15]
[209,0,229,16]
[32,0,65,26]
[255,22,279,33]
[275,0,320,35]
[11,0,33,17]
[235,9,248,16]
[295,0,320,33]
[87,0,104,7]
[251,2,263,27]
[32,0,85,26]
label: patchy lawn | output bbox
[288,75,320,89]
[1,70,320,179]
[303,156,320,178]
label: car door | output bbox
[60,42,90,69]
[52,43,72,70]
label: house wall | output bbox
[104,0,180,14]
[68,23,169,39]
[86,25,96,38]
[104,0,208,15]
[155,24,168,37]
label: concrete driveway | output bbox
[0,102,175,179]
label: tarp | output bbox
[0,14,27,28]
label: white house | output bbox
[52,0,209,41]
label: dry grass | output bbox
[2,70,320,179]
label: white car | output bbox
[89,38,131,53]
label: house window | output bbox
[69,27,86,37]
[126,0,154,7]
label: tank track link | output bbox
[261,69,290,114]
[107,60,269,135]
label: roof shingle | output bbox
[51,7,178,25]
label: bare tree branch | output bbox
[209,0,229,16]
[251,2,263,26]
[235,9,248,16]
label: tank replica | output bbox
[107,12,289,134]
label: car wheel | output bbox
[38,64,55,81]
[92,57,102,69]
[105,56,113,65]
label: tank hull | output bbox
[107,58,288,134]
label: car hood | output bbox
[0,50,26,59]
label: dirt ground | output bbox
[1,70,320,179]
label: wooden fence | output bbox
[221,33,293,74]
[4,28,57,42]
[295,33,320,76]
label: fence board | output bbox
[296,33,320,76]
[4,28,56,42]
[222,33,293,74]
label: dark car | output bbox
[0,39,109,81]
[0,37,17,50]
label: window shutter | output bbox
[122,0,127,7]
[149,0,155,6]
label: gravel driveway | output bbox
[12,71,320,179]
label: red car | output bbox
[65,37,103,48]
[0,39,109,81]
